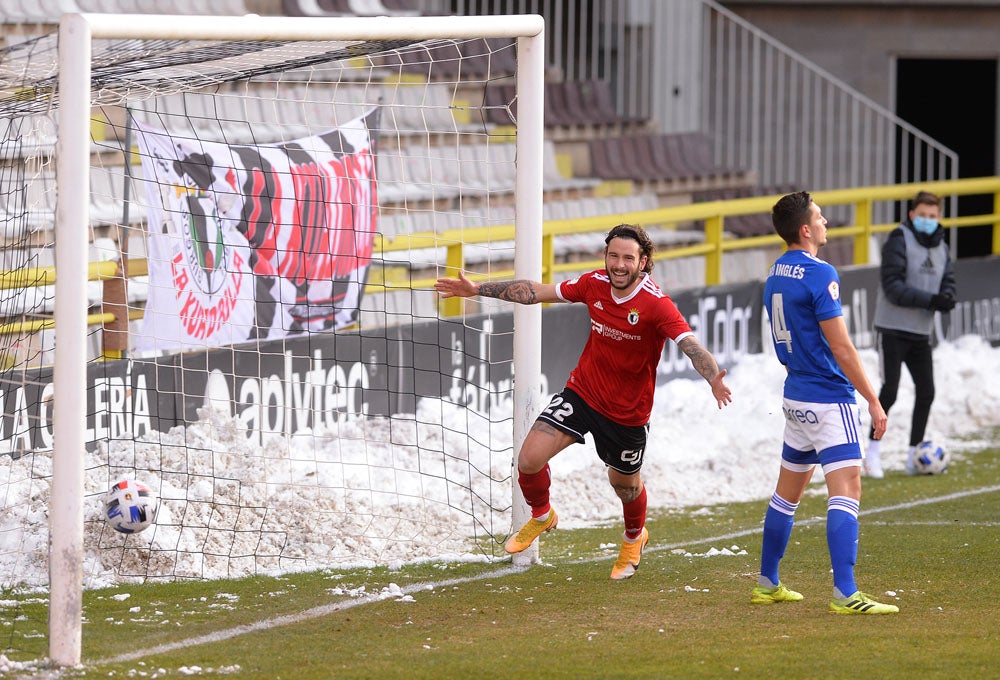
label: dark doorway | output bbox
[896,58,997,258]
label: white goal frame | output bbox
[54,12,545,666]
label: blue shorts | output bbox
[780,398,863,473]
[536,388,649,475]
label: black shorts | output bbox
[536,387,649,475]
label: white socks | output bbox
[865,440,883,478]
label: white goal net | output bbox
[0,13,545,665]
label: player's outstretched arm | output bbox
[434,271,560,304]
[677,336,733,409]
[434,270,479,298]
[819,316,888,439]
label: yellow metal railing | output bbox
[371,176,1000,316]
[2,177,999,331]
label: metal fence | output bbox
[443,0,959,224]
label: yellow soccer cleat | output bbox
[829,591,900,615]
[504,509,558,554]
[751,582,804,604]
[610,527,649,580]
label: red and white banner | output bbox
[134,109,379,352]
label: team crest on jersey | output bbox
[627,308,640,325]
[827,281,840,300]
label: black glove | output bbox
[930,293,956,311]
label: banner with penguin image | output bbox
[133,108,379,352]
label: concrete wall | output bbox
[720,2,1000,112]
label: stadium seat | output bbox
[455,142,516,194]
[379,0,420,13]
[387,82,463,135]
[542,200,567,221]
[378,210,418,239]
[542,79,649,132]
[693,184,797,238]
[0,0,77,23]
[348,0,418,16]
[375,147,409,203]
[317,0,352,13]
[542,140,600,192]
[655,132,745,182]
[625,135,668,181]
[89,165,146,226]
[588,132,754,191]
[89,165,120,225]
[211,93,258,144]
[283,0,377,16]
[404,148,460,202]
[485,37,518,78]
[562,80,616,126]
[75,0,246,12]
[458,38,511,80]
[0,115,57,159]
[252,94,308,141]
[301,84,375,132]
[544,80,575,128]
[588,136,644,181]
[653,134,700,179]
[482,82,516,127]
[393,38,515,81]
[588,79,644,125]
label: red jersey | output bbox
[556,270,693,426]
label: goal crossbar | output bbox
[53,12,545,667]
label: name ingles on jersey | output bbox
[769,262,806,279]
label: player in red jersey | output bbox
[435,224,732,579]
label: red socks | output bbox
[623,485,647,540]
[518,465,552,518]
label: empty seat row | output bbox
[131,81,484,147]
[376,139,597,204]
[483,79,649,130]
[0,114,57,160]
[693,184,800,238]
[376,141,515,203]
[0,0,247,22]
[281,0,419,17]
[0,134,588,240]
[0,164,149,240]
[384,37,517,81]
[377,193,664,239]
[588,133,748,185]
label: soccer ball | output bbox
[103,479,159,534]
[913,441,949,475]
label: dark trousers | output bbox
[870,331,935,446]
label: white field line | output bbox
[90,483,1000,667]
[635,482,1000,557]
[88,564,530,666]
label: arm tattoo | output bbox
[678,336,719,383]
[477,280,539,304]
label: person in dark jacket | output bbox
[865,191,957,477]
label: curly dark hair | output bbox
[771,191,813,246]
[604,223,655,273]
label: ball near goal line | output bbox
[103,479,159,534]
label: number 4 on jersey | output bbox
[770,292,793,352]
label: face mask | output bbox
[912,216,939,235]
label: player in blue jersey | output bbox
[752,191,898,614]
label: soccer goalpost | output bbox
[48,12,546,666]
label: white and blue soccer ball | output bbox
[103,479,159,534]
[913,441,949,475]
